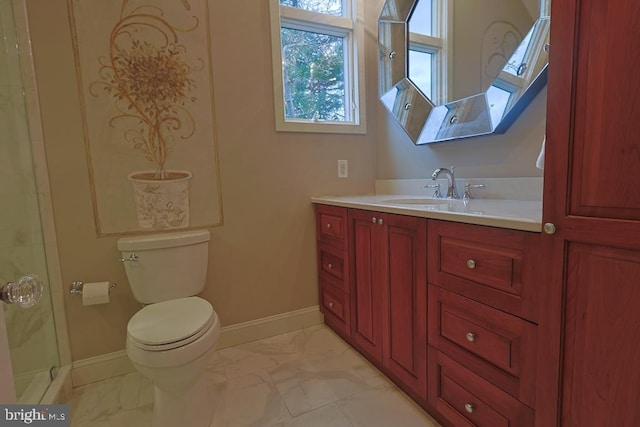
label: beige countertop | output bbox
[311,194,543,232]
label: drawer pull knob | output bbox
[372,217,377,223]
[464,403,474,414]
[328,301,334,308]
[378,218,384,225]
[326,223,332,229]
[544,222,557,234]
[466,259,476,269]
[327,263,333,269]
[466,332,476,342]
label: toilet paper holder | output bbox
[69,281,116,295]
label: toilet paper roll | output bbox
[82,281,111,306]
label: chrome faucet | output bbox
[431,166,459,199]
[462,183,487,203]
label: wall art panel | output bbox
[69,0,222,235]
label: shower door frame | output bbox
[0,0,72,403]
[0,304,17,403]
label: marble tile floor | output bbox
[66,324,441,427]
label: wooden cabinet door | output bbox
[541,0,640,425]
[561,245,640,426]
[382,214,427,403]
[349,209,385,363]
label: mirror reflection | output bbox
[378,0,550,144]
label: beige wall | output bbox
[26,0,544,361]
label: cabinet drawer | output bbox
[428,220,541,321]
[316,204,347,246]
[428,348,534,427]
[319,247,345,281]
[320,283,350,338]
[440,239,516,294]
[323,288,346,321]
[429,286,537,406]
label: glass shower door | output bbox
[0,0,60,403]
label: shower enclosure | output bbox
[0,0,65,403]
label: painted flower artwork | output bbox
[70,0,223,235]
[91,0,201,179]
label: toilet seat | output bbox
[126,308,220,369]
[127,296,214,352]
[129,316,215,352]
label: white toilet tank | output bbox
[117,230,210,304]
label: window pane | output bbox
[409,50,433,99]
[280,0,343,16]
[281,27,346,121]
[408,0,433,36]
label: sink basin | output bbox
[380,197,454,205]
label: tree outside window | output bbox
[270,0,366,134]
[281,28,345,121]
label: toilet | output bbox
[117,229,220,427]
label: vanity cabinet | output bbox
[315,205,427,402]
[427,220,541,323]
[347,209,385,363]
[315,204,543,419]
[316,205,351,339]
[539,0,640,425]
[426,220,541,426]
[315,205,543,424]
[428,349,534,427]
[348,208,427,403]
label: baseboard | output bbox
[71,305,323,387]
[71,350,135,388]
[217,305,323,349]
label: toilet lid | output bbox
[127,297,214,347]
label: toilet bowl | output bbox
[126,297,220,427]
[118,230,219,427]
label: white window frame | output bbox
[407,0,451,106]
[269,0,366,134]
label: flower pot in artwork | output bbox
[127,170,192,230]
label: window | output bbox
[407,0,449,105]
[270,0,366,133]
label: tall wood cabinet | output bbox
[541,0,640,425]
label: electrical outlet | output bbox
[337,160,348,178]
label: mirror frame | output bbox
[378,0,550,144]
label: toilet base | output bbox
[151,377,214,427]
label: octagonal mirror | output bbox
[378,0,550,144]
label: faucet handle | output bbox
[465,183,486,189]
[424,183,442,198]
[463,183,486,202]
